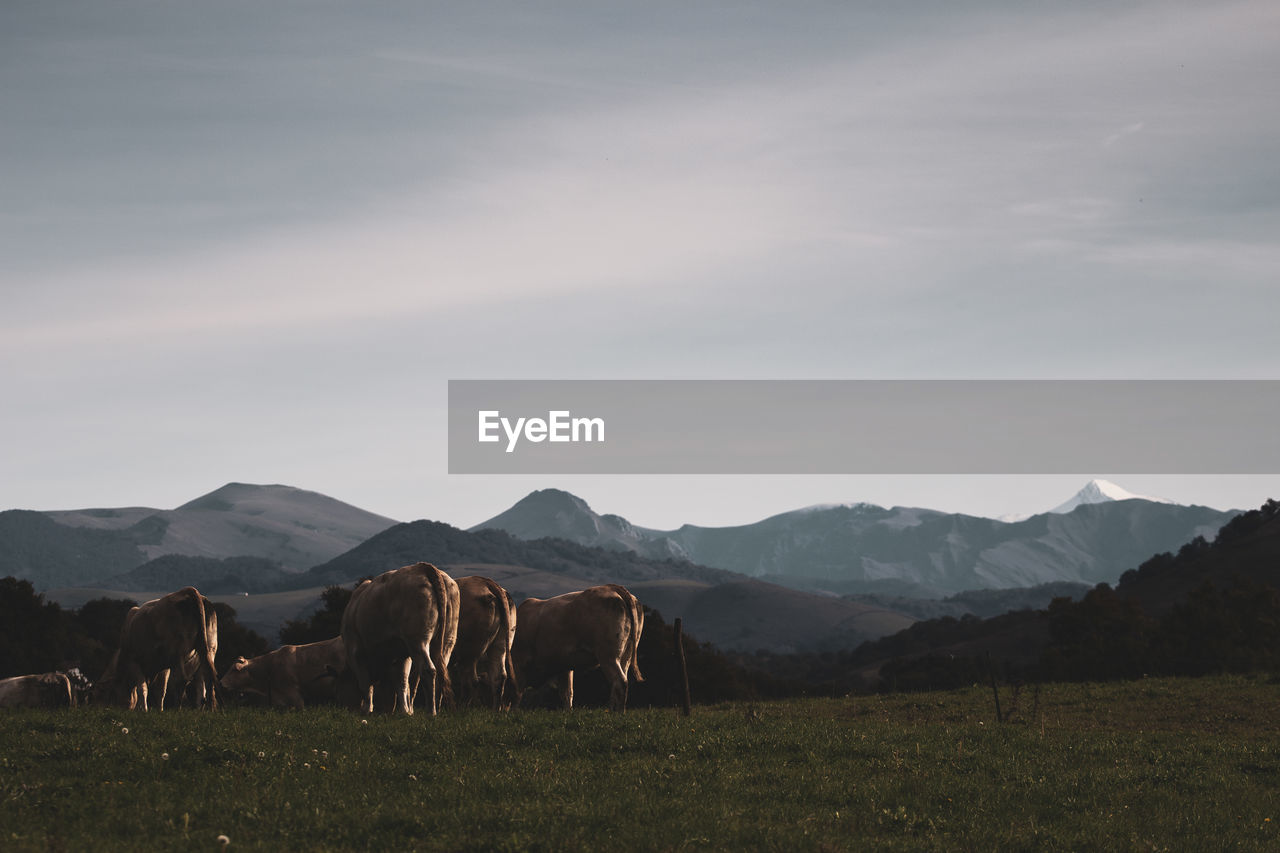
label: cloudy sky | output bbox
[3,1,1278,528]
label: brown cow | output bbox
[150,606,219,709]
[95,587,220,710]
[340,563,456,715]
[513,583,644,712]
[450,576,518,710]
[220,637,346,709]
[0,672,74,708]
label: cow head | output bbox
[217,656,259,696]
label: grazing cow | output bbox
[150,606,219,709]
[340,562,457,715]
[95,586,220,710]
[450,576,518,710]
[513,584,644,712]
[0,672,75,709]
[220,637,347,709]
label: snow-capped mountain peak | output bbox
[1049,479,1174,515]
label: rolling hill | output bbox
[4,483,397,590]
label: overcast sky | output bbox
[3,1,1278,528]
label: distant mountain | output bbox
[472,489,687,560]
[473,486,1237,596]
[996,478,1174,522]
[5,483,397,590]
[1048,478,1173,514]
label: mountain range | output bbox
[471,481,1236,597]
[2,480,1247,653]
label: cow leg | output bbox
[271,680,305,710]
[131,681,146,711]
[605,659,629,712]
[190,676,207,709]
[484,655,504,711]
[351,655,376,715]
[560,670,574,710]
[412,643,437,716]
[156,669,171,711]
[463,660,481,708]
[397,656,414,716]
[406,657,418,709]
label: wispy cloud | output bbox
[3,0,1279,520]
[1104,122,1146,148]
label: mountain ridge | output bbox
[6,483,398,589]
[472,484,1236,596]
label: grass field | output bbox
[3,675,1279,851]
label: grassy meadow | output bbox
[3,675,1280,851]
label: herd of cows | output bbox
[0,562,647,715]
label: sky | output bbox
[3,1,1279,530]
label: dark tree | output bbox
[67,596,138,681]
[1040,584,1152,681]
[279,585,353,646]
[0,577,72,677]
[209,601,270,672]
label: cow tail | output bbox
[495,580,517,702]
[625,590,644,683]
[188,588,220,710]
[606,585,643,683]
[426,565,454,708]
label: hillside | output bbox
[1113,498,1280,613]
[96,555,297,595]
[0,510,157,590]
[473,486,1237,596]
[289,519,743,590]
[810,498,1280,691]
[5,483,397,590]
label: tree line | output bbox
[0,577,268,683]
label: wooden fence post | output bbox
[674,618,692,716]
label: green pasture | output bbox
[3,675,1279,851]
